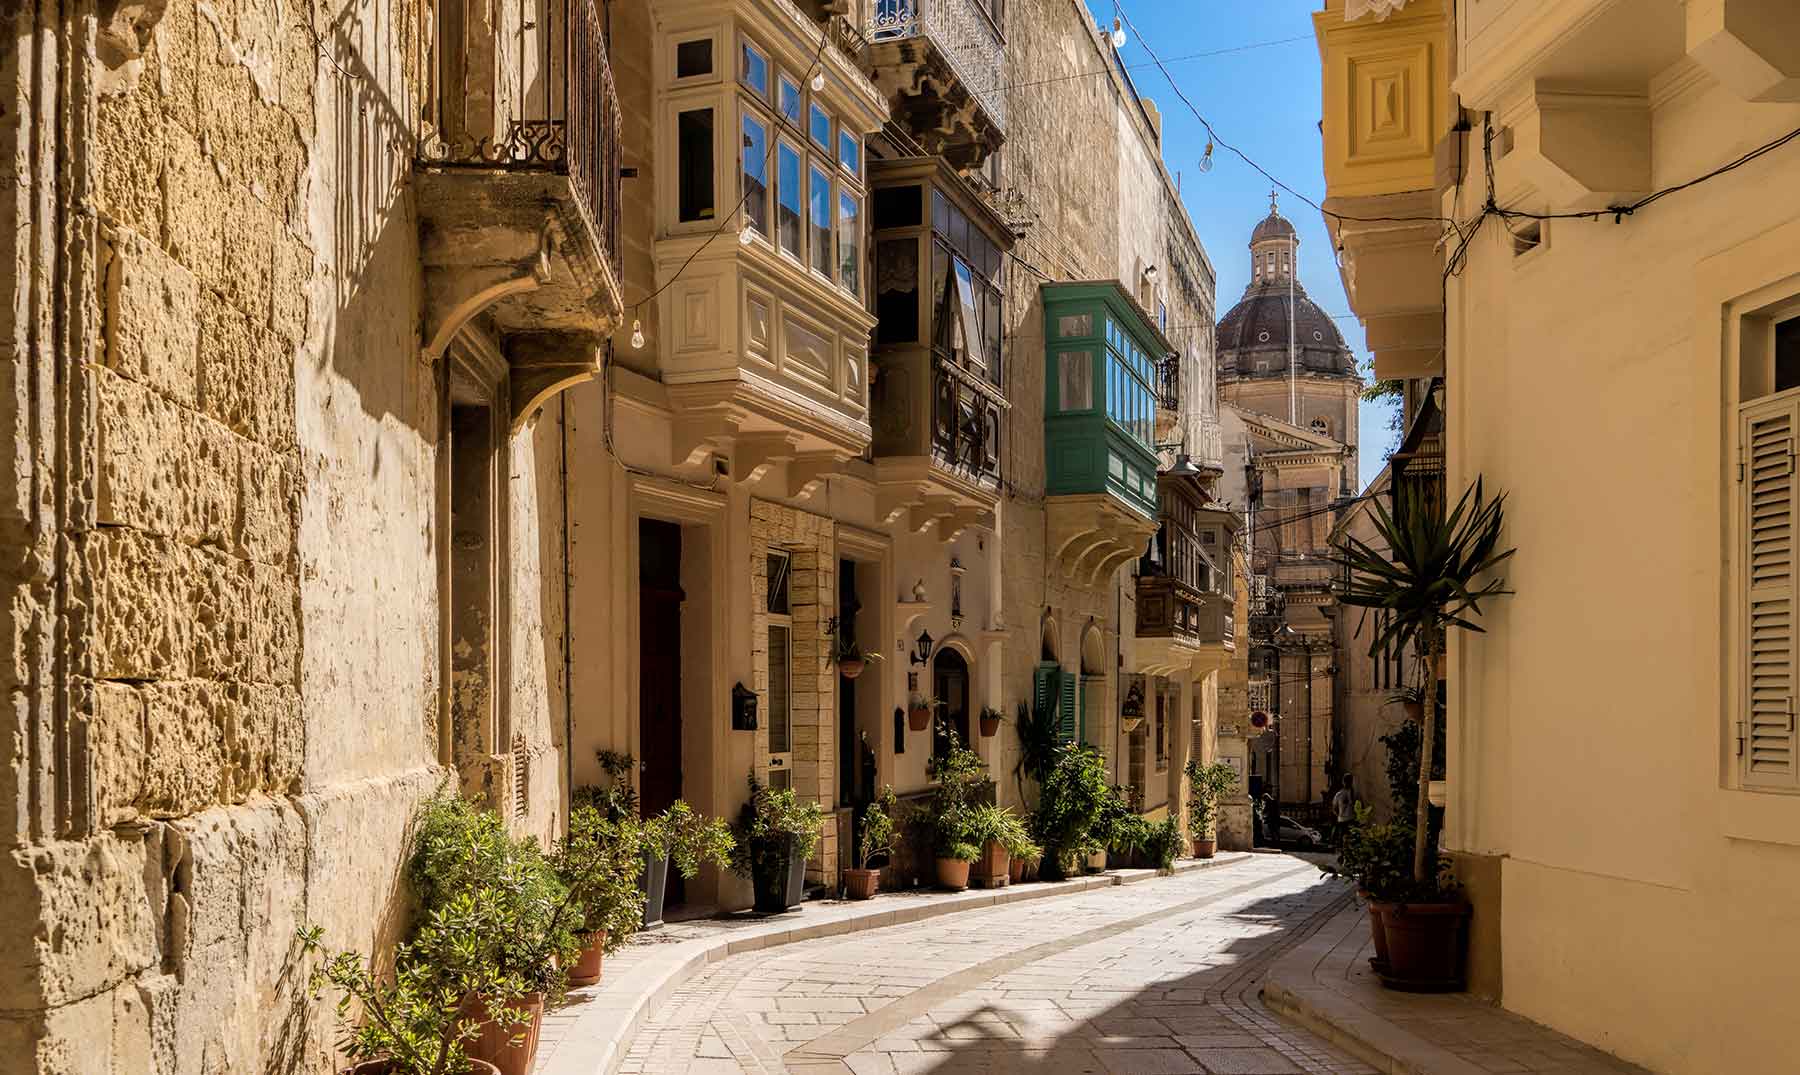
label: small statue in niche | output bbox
[911,578,927,602]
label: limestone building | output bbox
[1,0,624,1064]
[1215,198,1359,819]
[1316,0,1800,1068]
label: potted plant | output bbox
[966,804,1036,887]
[555,805,649,988]
[828,617,885,680]
[639,800,734,929]
[298,913,510,1075]
[1142,817,1182,873]
[1336,477,1513,991]
[1028,745,1111,879]
[1120,680,1146,734]
[977,706,1004,738]
[922,733,990,890]
[730,774,824,913]
[907,694,940,733]
[1322,804,1420,977]
[1096,784,1141,869]
[1184,760,1237,859]
[844,786,896,900]
[406,793,582,1075]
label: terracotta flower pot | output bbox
[1191,837,1216,860]
[908,706,932,732]
[979,713,1001,737]
[934,856,971,890]
[839,658,865,680]
[461,991,544,1075]
[974,840,1010,888]
[1007,855,1026,884]
[568,930,606,987]
[351,1060,500,1075]
[843,867,880,900]
[1361,897,1392,975]
[1122,716,1144,734]
[1086,849,1108,873]
[1379,901,1469,992]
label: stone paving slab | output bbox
[1261,904,1649,1075]
[534,853,1254,1075]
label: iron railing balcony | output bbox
[863,0,1006,168]
[413,0,625,425]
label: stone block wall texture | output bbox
[0,0,571,1068]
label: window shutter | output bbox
[1743,397,1800,788]
[1058,671,1078,743]
[1033,664,1053,724]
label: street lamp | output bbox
[911,629,935,666]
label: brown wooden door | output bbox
[639,520,684,821]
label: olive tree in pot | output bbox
[1184,760,1238,858]
[844,786,897,899]
[920,733,989,889]
[555,806,648,988]
[1335,478,1513,991]
[1027,745,1111,879]
[731,774,825,913]
[640,801,734,929]
[405,793,583,1075]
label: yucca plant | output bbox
[1335,477,1514,885]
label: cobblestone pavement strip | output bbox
[614,855,1376,1075]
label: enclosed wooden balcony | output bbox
[861,0,1006,168]
[868,158,1010,538]
[1132,472,1238,677]
[416,0,625,425]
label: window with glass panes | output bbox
[732,33,864,300]
[1041,283,1164,519]
[929,189,1004,383]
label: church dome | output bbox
[1216,195,1356,383]
[1250,210,1298,245]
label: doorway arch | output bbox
[932,646,971,757]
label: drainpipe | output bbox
[561,394,575,819]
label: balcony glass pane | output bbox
[952,258,980,363]
[778,75,801,125]
[742,114,769,237]
[874,239,918,343]
[982,288,1002,382]
[677,108,715,222]
[810,103,831,149]
[838,192,861,296]
[676,38,713,78]
[740,41,769,96]
[1058,313,1091,338]
[777,142,802,257]
[872,184,920,228]
[809,164,832,277]
[1058,351,1092,411]
[839,130,861,175]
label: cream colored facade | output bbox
[1318,0,1800,1070]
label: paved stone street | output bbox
[614,855,1374,1075]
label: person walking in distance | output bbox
[1330,774,1357,849]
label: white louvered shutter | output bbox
[1742,396,1800,788]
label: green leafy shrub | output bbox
[1011,699,1062,808]
[855,786,898,871]
[575,750,640,823]
[730,774,825,879]
[1142,817,1182,871]
[643,801,735,879]
[554,805,647,955]
[1028,745,1111,873]
[1323,804,1457,903]
[919,732,991,860]
[1183,760,1238,842]
[407,791,580,999]
[966,803,1040,861]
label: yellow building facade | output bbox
[1317,0,1800,1070]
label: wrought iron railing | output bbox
[866,0,1007,131]
[422,0,622,274]
[1156,353,1181,411]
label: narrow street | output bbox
[616,856,1373,1075]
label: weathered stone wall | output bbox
[0,0,572,1065]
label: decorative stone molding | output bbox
[1501,83,1650,211]
[1684,0,1800,102]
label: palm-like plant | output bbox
[1335,478,1514,886]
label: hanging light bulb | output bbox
[810,68,826,92]
[629,319,645,350]
[1197,141,1214,174]
[1110,17,1126,48]
[739,222,757,246]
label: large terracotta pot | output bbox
[351,1061,500,1075]
[568,931,606,987]
[1361,897,1392,974]
[908,706,932,732]
[1191,837,1216,860]
[839,658,865,680]
[1007,855,1025,884]
[843,867,879,900]
[462,992,544,1075]
[973,840,1010,888]
[934,856,971,890]
[1379,901,1469,992]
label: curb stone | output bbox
[533,851,1253,1075]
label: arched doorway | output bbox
[932,647,971,758]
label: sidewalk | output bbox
[1262,904,1649,1075]
[533,852,1253,1075]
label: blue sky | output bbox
[1090,0,1396,489]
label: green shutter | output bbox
[1058,671,1078,743]
[1033,664,1053,724]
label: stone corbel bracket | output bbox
[1684,0,1800,103]
[1500,82,1650,212]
